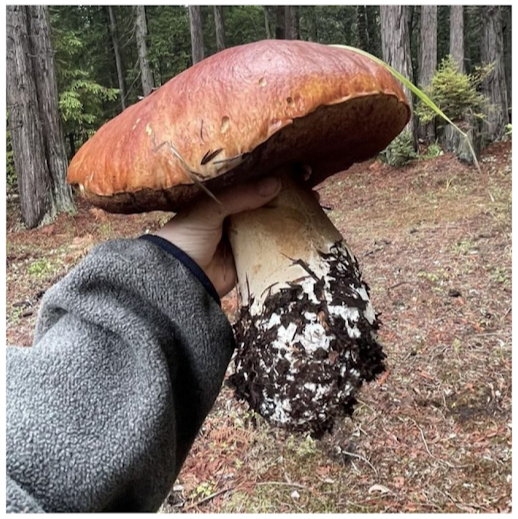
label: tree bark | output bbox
[502,6,512,109]
[189,5,205,64]
[441,117,482,164]
[356,6,370,51]
[310,7,319,42]
[480,6,508,142]
[295,7,300,40]
[264,6,272,39]
[418,6,437,142]
[7,6,75,228]
[108,6,126,110]
[285,6,297,40]
[275,5,285,39]
[214,6,226,52]
[28,5,75,216]
[135,5,154,96]
[380,6,416,143]
[7,6,48,228]
[366,6,381,57]
[450,5,465,73]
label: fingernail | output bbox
[258,177,280,196]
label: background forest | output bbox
[6,5,512,228]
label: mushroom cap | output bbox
[67,40,411,213]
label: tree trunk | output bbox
[7,6,74,228]
[264,6,272,39]
[275,5,285,39]
[214,6,226,52]
[189,5,205,64]
[366,6,381,57]
[295,7,300,40]
[480,6,508,142]
[356,6,370,51]
[28,5,75,217]
[310,7,319,42]
[7,6,48,228]
[380,6,416,144]
[135,5,154,96]
[502,6,512,110]
[418,6,437,142]
[285,6,297,40]
[450,6,465,73]
[108,6,126,110]
[441,116,482,164]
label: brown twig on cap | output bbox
[201,148,223,165]
[153,139,222,206]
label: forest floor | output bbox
[6,141,512,513]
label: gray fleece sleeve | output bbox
[6,239,235,513]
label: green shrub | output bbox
[421,142,443,160]
[380,131,417,167]
[28,258,55,277]
[415,56,489,125]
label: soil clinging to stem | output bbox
[229,240,386,438]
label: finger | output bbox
[193,176,282,223]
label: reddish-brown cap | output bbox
[67,40,411,213]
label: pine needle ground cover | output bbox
[6,142,511,513]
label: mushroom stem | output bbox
[230,170,345,309]
[228,169,385,435]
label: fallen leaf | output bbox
[417,370,434,381]
[321,477,335,484]
[368,484,392,495]
[316,465,331,476]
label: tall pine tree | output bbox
[7,6,75,228]
[189,5,205,64]
[381,6,415,144]
[418,6,438,142]
[135,5,154,96]
[480,6,508,141]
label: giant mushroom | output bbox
[68,40,411,436]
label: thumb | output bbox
[196,176,282,222]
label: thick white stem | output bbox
[229,171,344,312]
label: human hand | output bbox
[154,177,282,298]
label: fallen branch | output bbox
[341,450,378,475]
[184,487,234,511]
[409,418,433,458]
[387,281,415,291]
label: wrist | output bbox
[139,235,220,304]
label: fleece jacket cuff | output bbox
[139,234,220,305]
